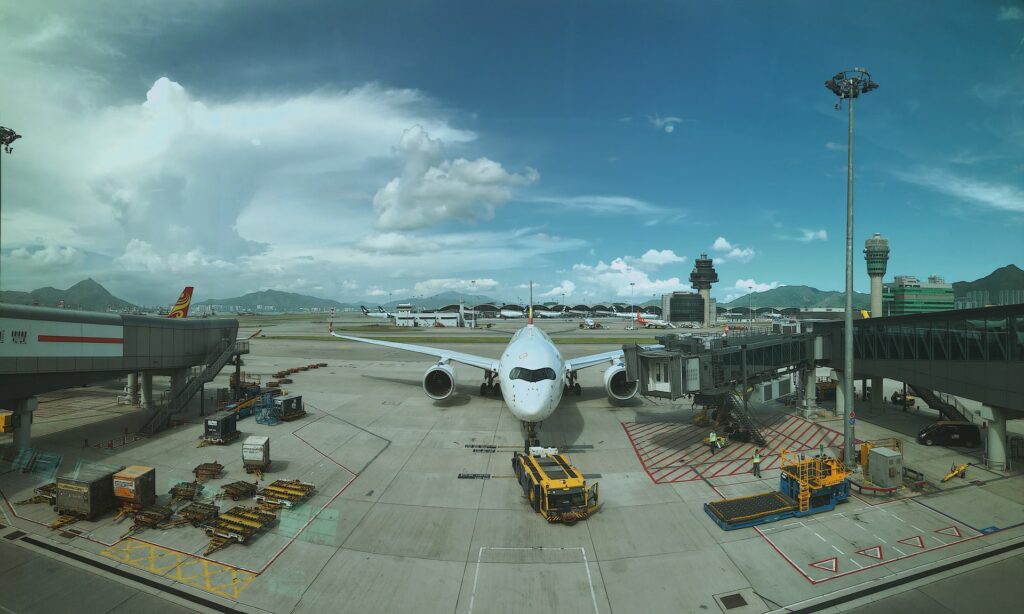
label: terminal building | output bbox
[883,275,954,316]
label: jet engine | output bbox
[423,364,456,400]
[603,363,637,403]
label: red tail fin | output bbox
[167,286,194,318]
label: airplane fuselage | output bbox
[497,326,564,422]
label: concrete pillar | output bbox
[870,377,883,411]
[12,397,37,450]
[981,405,1007,471]
[141,373,153,410]
[832,369,847,418]
[128,372,139,405]
[801,368,816,417]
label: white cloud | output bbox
[115,238,230,273]
[648,114,683,134]
[637,249,685,267]
[777,229,828,242]
[999,6,1023,20]
[894,168,1024,213]
[372,125,538,230]
[8,245,83,267]
[412,278,499,296]
[720,278,783,302]
[825,141,845,151]
[711,236,755,263]
[527,195,660,214]
[572,256,691,298]
[355,233,440,254]
[538,280,576,298]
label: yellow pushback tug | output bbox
[512,448,600,523]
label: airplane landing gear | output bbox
[566,372,582,396]
[524,421,540,451]
[481,371,501,397]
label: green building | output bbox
[882,275,954,316]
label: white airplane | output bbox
[636,314,676,329]
[361,306,392,319]
[533,307,566,318]
[499,307,525,318]
[330,286,656,446]
[612,310,657,320]
[579,318,603,329]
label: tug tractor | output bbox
[512,450,600,523]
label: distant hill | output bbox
[382,291,498,309]
[952,264,1024,299]
[0,278,137,312]
[196,289,351,311]
[721,285,871,309]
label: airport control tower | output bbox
[690,253,719,326]
[864,233,889,409]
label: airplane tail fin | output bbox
[528,280,534,325]
[167,286,194,318]
[860,309,870,319]
[637,313,648,325]
[361,306,370,315]
[378,306,386,313]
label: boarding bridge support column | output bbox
[980,405,1008,471]
[12,397,37,450]
[141,373,153,410]
[128,372,139,405]
[801,368,816,418]
[870,376,883,412]
[831,369,848,418]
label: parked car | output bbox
[916,421,982,448]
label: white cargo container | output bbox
[242,436,270,471]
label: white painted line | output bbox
[892,514,905,522]
[780,522,800,529]
[933,535,947,545]
[814,532,827,543]
[469,546,484,614]
[581,547,600,614]
[873,535,887,544]
[911,524,926,534]
[893,546,907,557]
[849,557,864,569]
[831,545,843,555]
[854,523,867,531]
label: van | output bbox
[916,421,981,448]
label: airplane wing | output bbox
[330,332,499,372]
[565,344,663,372]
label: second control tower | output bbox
[690,253,719,326]
[863,232,889,409]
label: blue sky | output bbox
[1,1,1021,305]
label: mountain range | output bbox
[2,264,1020,313]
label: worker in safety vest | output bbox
[751,449,762,478]
[708,430,718,454]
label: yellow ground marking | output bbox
[101,538,256,599]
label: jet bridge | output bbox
[623,331,819,400]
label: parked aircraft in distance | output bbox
[361,306,392,319]
[166,287,194,318]
[636,314,676,329]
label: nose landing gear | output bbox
[524,421,541,451]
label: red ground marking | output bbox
[639,427,699,458]
[855,545,884,560]
[936,526,963,538]
[809,557,839,573]
[898,535,925,549]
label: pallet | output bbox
[221,481,258,500]
[193,462,225,481]
[202,431,240,446]
[14,482,57,506]
[178,501,220,526]
[255,479,315,509]
[169,481,204,502]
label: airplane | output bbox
[499,307,525,318]
[636,313,676,329]
[579,318,603,329]
[533,307,566,318]
[361,306,392,319]
[166,286,194,318]
[329,284,659,447]
[613,309,657,320]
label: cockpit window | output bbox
[509,367,556,382]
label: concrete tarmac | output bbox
[1,318,1022,613]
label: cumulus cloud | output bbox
[572,257,691,297]
[637,249,685,267]
[720,278,783,302]
[825,141,845,151]
[711,236,755,263]
[355,233,440,254]
[893,168,1024,213]
[8,245,83,267]
[778,229,828,242]
[372,126,538,230]
[538,280,576,298]
[412,278,499,296]
[115,238,230,273]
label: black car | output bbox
[916,421,982,448]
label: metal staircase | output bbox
[139,340,248,435]
[723,392,768,447]
[907,384,968,422]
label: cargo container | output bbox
[204,411,239,443]
[274,395,305,421]
[56,465,123,519]
[242,436,270,472]
[113,465,156,506]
